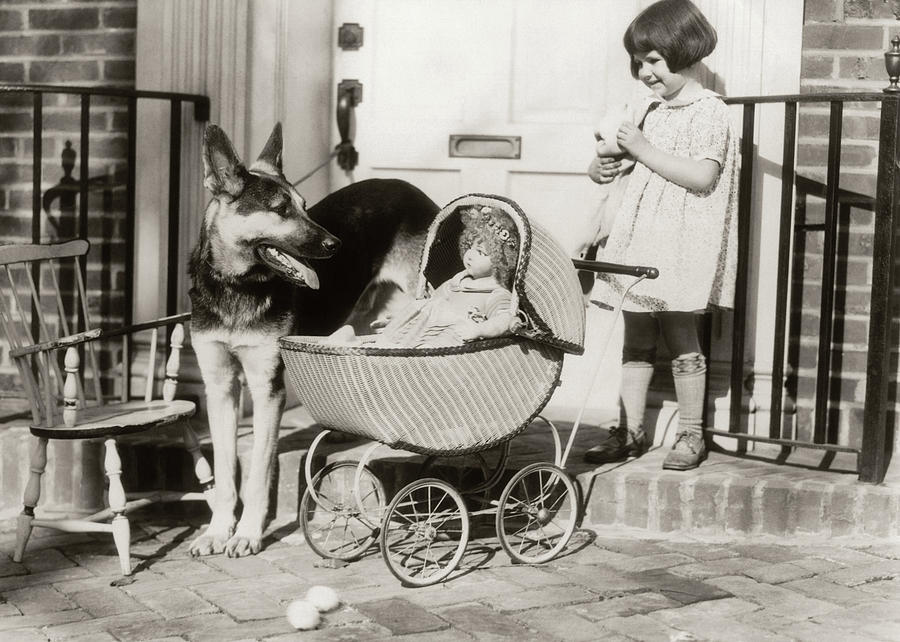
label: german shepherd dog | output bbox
[188,123,438,557]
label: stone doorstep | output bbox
[155,405,900,540]
[3,404,898,541]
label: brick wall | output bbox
[795,0,897,446]
[0,1,136,401]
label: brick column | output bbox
[796,0,895,448]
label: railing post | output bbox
[167,100,182,320]
[124,96,137,394]
[770,101,797,439]
[730,103,756,438]
[860,36,900,483]
[814,101,843,444]
[30,92,42,345]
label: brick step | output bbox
[195,405,900,539]
[580,448,898,538]
[4,404,898,540]
[292,420,898,540]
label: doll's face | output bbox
[463,241,492,278]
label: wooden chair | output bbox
[0,239,213,578]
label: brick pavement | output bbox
[1,505,900,641]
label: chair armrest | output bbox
[9,312,191,358]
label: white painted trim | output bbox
[135,0,249,320]
[135,0,333,320]
[744,0,805,438]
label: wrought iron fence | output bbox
[0,83,209,399]
[710,41,900,483]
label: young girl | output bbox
[329,205,519,348]
[584,0,738,471]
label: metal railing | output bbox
[0,83,209,397]
[0,83,209,321]
[708,40,900,483]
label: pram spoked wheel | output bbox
[496,462,578,564]
[300,461,386,561]
[380,478,470,586]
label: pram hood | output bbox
[418,194,585,355]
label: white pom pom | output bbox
[286,599,321,630]
[305,585,340,612]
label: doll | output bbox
[328,205,519,348]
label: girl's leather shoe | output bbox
[584,426,647,464]
[662,430,707,470]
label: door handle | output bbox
[336,80,362,171]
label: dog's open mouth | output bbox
[256,245,320,289]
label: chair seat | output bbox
[31,399,196,439]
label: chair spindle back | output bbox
[0,240,111,427]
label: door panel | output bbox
[507,172,597,253]
[369,167,463,208]
[371,0,511,125]
[512,1,606,125]
[333,0,641,251]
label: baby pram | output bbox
[279,194,657,586]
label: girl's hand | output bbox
[588,156,622,184]
[617,121,649,159]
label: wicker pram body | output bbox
[279,194,585,457]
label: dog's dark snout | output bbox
[322,236,340,253]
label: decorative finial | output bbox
[61,140,76,174]
[885,35,900,93]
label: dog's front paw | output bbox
[224,534,262,557]
[189,531,230,557]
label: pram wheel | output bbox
[496,462,578,564]
[381,478,470,587]
[300,461,385,561]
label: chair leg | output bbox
[111,516,130,576]
[104,438,131,576]
[183,421,215,509]
[14,437,48,563]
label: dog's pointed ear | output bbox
[249,122,283,175]
[203,125,246,199]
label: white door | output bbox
[329,0,803,422]
[331,0,647,256]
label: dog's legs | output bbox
[225,343,285,557]
[189,338,241,556]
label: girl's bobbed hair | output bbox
[624,0,717,78]
[458,205,520,290]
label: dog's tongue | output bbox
[263,246,319,289]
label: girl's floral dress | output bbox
[597,88,739,313]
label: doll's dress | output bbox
[376,271,512,348]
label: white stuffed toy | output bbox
[286,599,320,630]
[285,585,341,631]
[305,585,341,612]
[584,99,655,248]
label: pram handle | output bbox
[572,259,659,279]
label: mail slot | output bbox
[449,135,521,159]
